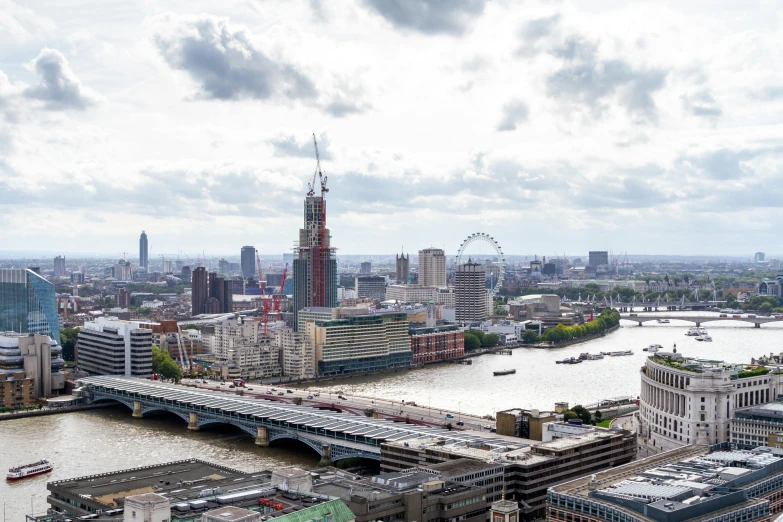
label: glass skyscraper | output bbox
[0,269,60,340]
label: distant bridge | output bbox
[620,314,783,328]
[76,376,525,465]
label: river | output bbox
[1,313,780,518]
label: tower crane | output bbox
[256,250,271,334]
[308,133,328,198]
[272,263,289,321]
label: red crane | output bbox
[256,250,271,334]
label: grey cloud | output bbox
[23,48,101,110]
[496,99,529,131]
[521,14,561,41]
[752,86,783,100]
[570,167,672,209]
[151,13,316,101]
[362,0,486,35]
[271,134,333,160]
[688,149,750,180]
[682,89,722,119]
[546,37,668,123]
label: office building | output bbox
[355,276,386,300]
[218,258,230,275]
[0,268,60,340]
[769,259,781,270]
[588,250,609,268]
[70,272,84,284]
[293,194,338,330]
[76,317,153,377]
[396,252,409,283]
[0,332,64,406]
[360,261,371,275]
[496,408,558,439]
[191,267,208,315]
[114,260,132,281]
[456,260,489,322]
[274,328,315,379]
[209,317,281,379]
[419,248,447,288]
[303,310,412,375]
[53,255,66,278]
[181,265,191,283]
[139,231,149,270]
[386,284,437,303]
[241,246,256,279]
[409,324,464,364]
[548,445,783,522]
[636,352,783,455]
[756,252,767,263]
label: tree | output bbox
[482,333,501,347]
[594,410,603,422]
[292,397,303,406]
[363,408,376,417]
[157,357,182,382]
[60,327,80,362]
[565,405,593,425]
[466,330,485,343]
[463,333,481,351]
[522,330,539,344]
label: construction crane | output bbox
[272,263,289,322]
[256,250,271,334]
[174,323,188,372]
[307,133,327,197]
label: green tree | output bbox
[157,357,182,382]
[522,330,539,344]
[463,333,481,351]
[292,397,303,406]
[466,330,485,342]
[482,333,501,347]
[59,327,80,362]
[594,409,603,422]
[570,405,593,425]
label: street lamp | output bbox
[458,401,462,423]
[428,396,431,417]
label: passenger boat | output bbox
[7,460,53,481]
[493,369,516,376]
[686,327,700,336]
[696,335,713,342]
[657,319,670,324]
[643,344,663,353]
[603,350,633,357]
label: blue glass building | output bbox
[0,269,60,340]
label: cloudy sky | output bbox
[1,0,782,258]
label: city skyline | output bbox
[1,1,782,255]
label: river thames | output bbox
[1,314,781,518]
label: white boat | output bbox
[7,459,53,481]
[697,327,707,335]
[643,344,663,353]
[657,319,670,324]
[686,327,699,336]
[696,335,712,342]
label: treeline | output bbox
[523,309,621,344]
[464,330,500,351]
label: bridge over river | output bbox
[620,314,783,328]
[75,376,526,465]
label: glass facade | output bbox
[0,269,60,340]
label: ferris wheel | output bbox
[456,232,506,296]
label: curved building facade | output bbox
[636,353,783,456]
[0,268,60,341]
[0,333,65,400]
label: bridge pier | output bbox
[638,322,643,327]
[132,401,143,418]
[188,412,199,431]
[317,444,333,467]
[695,322,700,327]
[255,427,269,447]
[755,323,761,328]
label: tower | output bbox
[396,252,409,284]
[191,267,208,316]
[139,231,149,271]
[241,246,256,279]
[419,248,446,288]
[456,259,488,322]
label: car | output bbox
[490,428,497,433]
[246,387,253,390]
[456,421,464,426]
[228,385,235,388]
[313,393,320,397]
[267,391,273,394]
[340,396,348,401]
[445,414,454,419]
[483,425,492,430]
[277,392,284,396]
[271,388,277,391]
[286,390,293,394]
[307,395,313,399]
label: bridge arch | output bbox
[268,432,324,456]
[197,418,258,438]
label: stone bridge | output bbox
[76,376,524,466]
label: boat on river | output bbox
[686,327,699,336]
[601,350,633,357]
[696,335,713,342]
[7,459,53,481]
[555,357,583,364]
[643,344,663,353]
[657,319,670,324]
[493,369,516,376]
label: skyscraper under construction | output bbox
[293,135,337,330]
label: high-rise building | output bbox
[208,272,225,314]
[218,258,230,275]
[241,246,256,279]
[53,255,66,278]
[588,251,609,268]
[0,268,60,340]
[360,262,371,275]
[755,252,766,263]
[139,231,149,271]
[191,267,208,316]
[455,260,488,322]
[114,260,132,281]
[418,248,447,288]
[355,276,386,300]
[396,253,409,284]
[293,196,338,330]
[222,279,233,313]
[181,265,191,282]
[76,317,153,377]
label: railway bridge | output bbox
[75,376,525,466]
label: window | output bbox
[132,512,136,519]
[701,397,705,402]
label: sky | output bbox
[1,0,782,258]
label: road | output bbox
[179,378,496,432]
